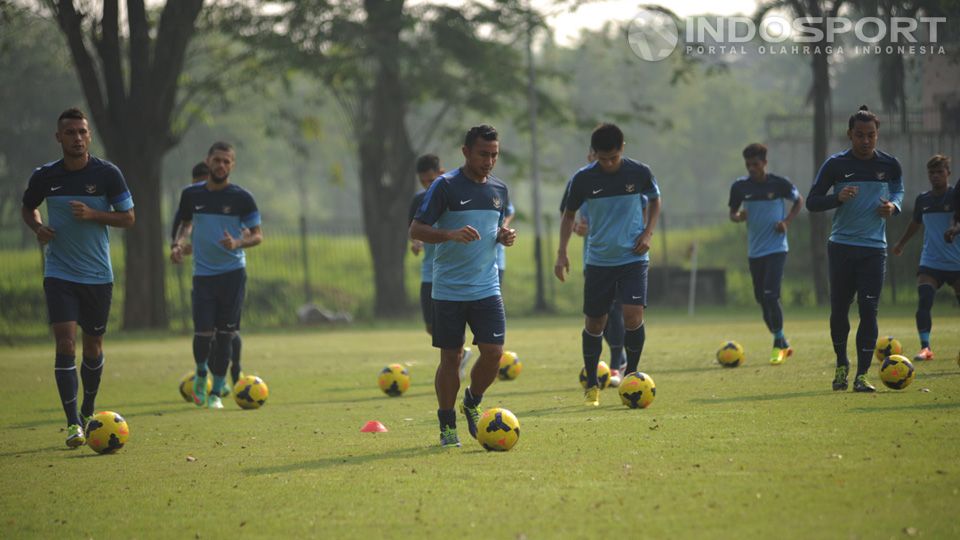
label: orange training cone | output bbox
[360,420,388,433]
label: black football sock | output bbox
[582,329,603,387]
[54,354,81,426]
[80,353,104,418]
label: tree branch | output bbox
[149,0,204,131]
[127,0,151,95]
[93,0,126,116]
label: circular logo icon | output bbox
[626,9,679,62]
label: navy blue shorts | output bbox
[917,266,960,288]
[583,262,648,318]
[419,281,434,325]
[827,242,885,306]
[192,268,246,333]
[432,295,505,349]
[43,277,113,336]
[748,252,787,303]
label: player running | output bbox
[807,106,904,393]
[21,108,135,447]
[410,125,517,448]
[171,142,263,408]
[891,154,960,361]
[555,123,662,406]
[728,143,803,365]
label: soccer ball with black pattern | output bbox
[85,411,129,454]
[874,336,902,361]
[377,364,410,397]
[579,361,611,389]
[178,372,212,403]
[498,351,523,381]
[476,407,520,451]
[879,355,915,390]
[618,372,656,409]
[716,341,744,368]
[233,375,269,409]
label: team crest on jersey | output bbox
[222,205,232,214]
[84,184,97,194]
[625,184,636,193]
[877,172,886,180]
[767,192,775,199]
[492,197,502,210]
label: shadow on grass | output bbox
[849,401,960,413]
[690,390,826,404]
[0,445,66,458]
[7,402,202,430]
[244,444,447,475]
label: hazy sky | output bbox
[542,0,760,44]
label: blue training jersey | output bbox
[176,183,261,277]
[564,157,660,266]
[913,187,960,271]
[409,190,436,283]
[496,201,515,270]
[807,149,905,249]
[414,168,510,301]
[728,174,800,258]
[22,156,134,284]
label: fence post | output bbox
[300,215,312,303]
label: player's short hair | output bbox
[192,162,211,179]
[416,154,440,173]
[590,123,624,153]
[848,105,880,129]
[57,108,87,126]
[742,143,767,161]
[207,141,235,156]
[464,125,498,148]
[927,154,950,171]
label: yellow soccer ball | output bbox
[377,364,410,397]
[879,355,915,390]
[498,351,523,381]
[875,336,902,361]
[619,372,656,409]
[233,375,269,409]
[716,341,745,368]
[178,372,212,403]
[476,407,521,452]
[85,411,129,454]
[579,360,611,389]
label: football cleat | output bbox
[460,397,481,439]
[853,375,876,393]
[584,385,600,407]
[770,347,793,365]
[65,424,86,448]
[832,365,849,391]
[913,348,934,362]
[608,369,622,387]
[206,394,224,409]
[439,426,461,448]
[193,372,207,407]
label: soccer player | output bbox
[807,105,904,393]
[21,108,135,447]
[559,149,629,386]
[172,162,245,390]
[410,125,517,448]
[171,142,262,408]
[555,123,661,406]
[728,143,803,365]
[891,155,960,361]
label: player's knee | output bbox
[585,317,606,335]
[55,337,76,356]
[857,296,879,316]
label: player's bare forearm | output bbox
[410,220,451,244]
[78,207,135,228]
[557,210,576,256]
[895,222,921,248]
[645,197,662,234]
[21,206,42,232]
[785,195,803,224]
[172,221,193,248]
[241,226,263,248]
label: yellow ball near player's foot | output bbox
[498,351,523,381]
[579,361,611,389]
[716,341,744,368]
[179,372,211,403]
[875,336,902,361]
[879,355,915,390]
[619,372,656,409]
[233,375,269,409]
[476,408,520,451]
[85,411,129,454]
[377,364,410,397]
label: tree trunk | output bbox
[358,0,416,318]
[113,152,168,329]
[809,40,831,305]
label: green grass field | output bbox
[1,310,958,539]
